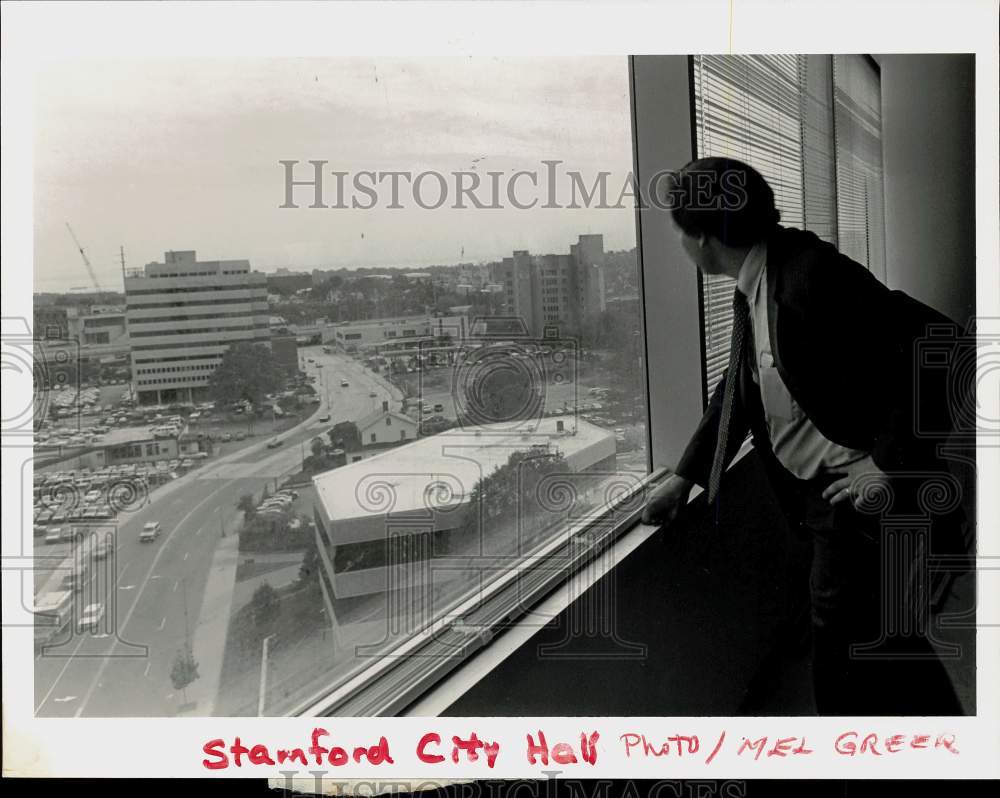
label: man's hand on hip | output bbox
[641,473,694,526]
[821,454,890,509]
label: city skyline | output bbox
[33,57,637,293]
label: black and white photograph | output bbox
[2,0,997,787]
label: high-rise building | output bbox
[125,250,269,405]
[488,234,607,337]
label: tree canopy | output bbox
[207,342,286,408]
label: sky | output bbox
[33,57,637,293]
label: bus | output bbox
[34,590,74,649]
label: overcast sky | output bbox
[33,57,636,293]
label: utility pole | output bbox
[182,577,191,648]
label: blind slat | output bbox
[692,54,886,399]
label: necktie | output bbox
[707,289,751,505]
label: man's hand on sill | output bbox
[641,473,694,526]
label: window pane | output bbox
[32,57,646,718]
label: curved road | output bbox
[34,347,400,717]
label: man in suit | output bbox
[642,156,969,715]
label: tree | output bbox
[251,582,280,632]
[459,447,570,546]
[237,494,257,521]
[207,342,285,409]
[328,421,361,452]
[170,646,200,706]
[310,436,326,458]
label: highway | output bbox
[34,347,400,717]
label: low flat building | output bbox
[311,415,616,601]
[323,313,470,357]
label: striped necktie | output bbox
[707,290,751,505]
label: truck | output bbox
[33,590,74,649]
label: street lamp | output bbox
[257,633,275,716]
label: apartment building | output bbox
[489,234,607,337]
[125,250,269,405]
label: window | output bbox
[692,54,886,397]
[34,55,648,721]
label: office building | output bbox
[125,250,269,405]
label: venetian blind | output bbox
[691,54,806,396]
[833,55,887,281]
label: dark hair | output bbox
[666,157,780,246]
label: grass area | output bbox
[214,576,327,716]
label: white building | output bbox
[323,313,470,356]
[356,401,419,447]
[311,415,616,600]
[125,250,269,405]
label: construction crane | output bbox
[65,222,101,291]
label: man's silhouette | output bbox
[643,157,970,715]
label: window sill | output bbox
[404,438,754,717]
[292,438,753,717]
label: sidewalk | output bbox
[184,530,240,716]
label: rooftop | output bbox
[312,415,614,524]
[98,426,175,447]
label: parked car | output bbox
[340,380,349,387]
[221,432,232,442]
[45,527,65,545]
[319,414,331,423]
[266,438,283,449]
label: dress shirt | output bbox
[735,241,869,479]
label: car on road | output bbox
[369,392,378,398]
[78,602,105,632]
[266,438,283,449]
[319,414,331,423]
[139,521,161,542]
[340,380,350,387]
[94,534,115,559]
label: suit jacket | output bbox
[676,225,963,489]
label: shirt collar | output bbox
[735,240,767,299]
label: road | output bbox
[34,347,400,717]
